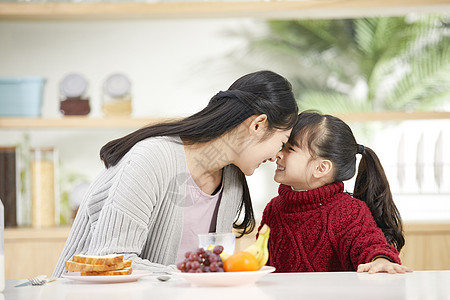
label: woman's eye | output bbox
[289,147,295,151]
[280,143,286,150]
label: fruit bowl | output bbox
[171,266,275,287]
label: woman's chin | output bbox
[274,174,282,183]
[243,168,256,176]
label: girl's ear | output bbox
[313,159,333,179]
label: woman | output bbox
[53,70,298,277]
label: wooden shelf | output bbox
[335,111,450,123]
[5,226,71,241]
[0,112,449,129]
[403,222,450,233]
[0,116,174,129]
[0,0,449,21]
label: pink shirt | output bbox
[176,175,223,263]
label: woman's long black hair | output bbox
[100,70,298,237]
[289,111,404,251]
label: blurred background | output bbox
[0,0,449,279]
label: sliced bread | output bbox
[81,267,133,276]
[72,254,124,266]
[65,259,132,272]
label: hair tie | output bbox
[209,90,227,104]
[357,144,365,154]
[208,89,257,110]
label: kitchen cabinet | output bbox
[4,227,71,280]
[4,222,450,280]
[400,223,450,271]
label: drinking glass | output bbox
[197,232,235,254]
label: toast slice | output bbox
[72,254,124,266]
[65,259,132,272]
[81,267,133,276]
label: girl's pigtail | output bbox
[353,146,405,252]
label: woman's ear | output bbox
[249,114,268,135]
[313,159,333,180]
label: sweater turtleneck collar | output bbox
[277,182,345,212]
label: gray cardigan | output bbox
[53,136,243,277]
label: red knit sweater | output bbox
[260,182,401,272]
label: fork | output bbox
[15,275,49,287]
[28,277,46,286]
[32,276,57,286]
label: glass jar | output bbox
[0,147,17,228]
[30,148,59,228]
[102,73,132,117]
[0,199,4,292]
[59,73,91,116]
[16,134,31,227]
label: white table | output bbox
[2,271,450,300]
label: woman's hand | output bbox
[357,258,413,274]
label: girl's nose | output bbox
[276,150,283,160]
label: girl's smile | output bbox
[273,142,320,190]
[276,163,285,172]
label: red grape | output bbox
[177,246,225,273]
[213,245,224,255]
[189,252,199,261]
[209,262,219,272]
[176,262,186,271]
[191,261,200,270]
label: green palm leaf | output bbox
[240,14,450,116]
[385,43,450,110]
[299,91,372,113]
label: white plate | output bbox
[62,270,152,284]
[172,266,275,287]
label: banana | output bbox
[243,224,270,269]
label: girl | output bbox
[261,111,412,274]
[53,70,298,277]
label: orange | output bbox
[223,251,259,272]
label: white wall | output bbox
[1,19,449,224]
[0,19,259,118]
[0,18,281,222]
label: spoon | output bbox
[157,275,171,282]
